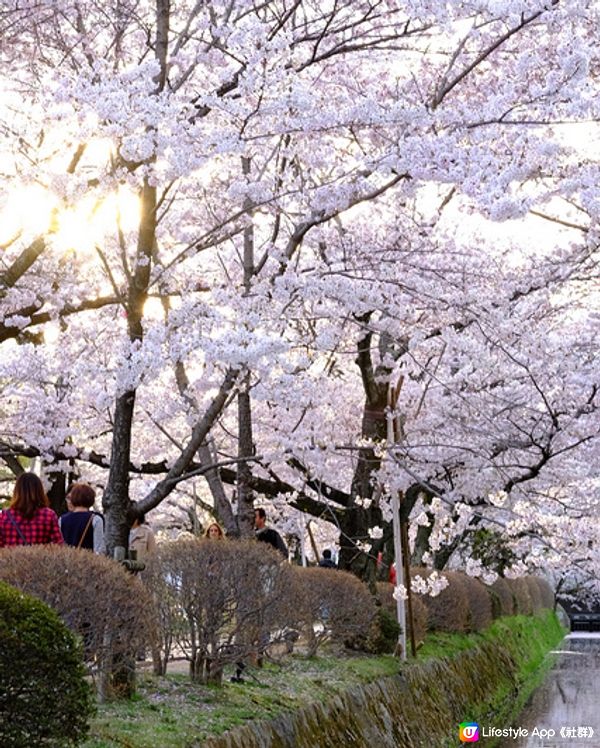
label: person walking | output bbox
[59,483,105,554]
[0,473,63,547]
[128,515,157,562]
[254,507,288,560]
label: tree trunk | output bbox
[237,381,255,537]
[197,441,237,535]
[104,177,156,556]
[46,466,68,517]
[338,319,389,585]
[103,391,137,556]
[174,359,238,534]
[337,396,387,585]
[236,155,256,538]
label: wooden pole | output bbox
[299,518,307,567]
[306,520,320,564]
[401,517,417,657]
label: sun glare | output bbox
[43,323,61,345]
[0,185,57,244]
[143,297,166,320]
[0,183,141,253]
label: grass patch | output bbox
[431,611,565,748]
[417,610,565,665]
[476,611,566,746]
[417,630,475,660]
[82,653,399,747]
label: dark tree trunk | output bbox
[103,391,137,556]
[46,468,68,517]
[338,317,390,585]
[45,454,79,516]
[378,523,396,582]
[338,506,384,586]
[103,176,155,557]
[236,155,256,538]
[197,441,237,535]
[237,382,255,537]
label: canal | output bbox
[498,632,600,747]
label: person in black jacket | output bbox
[254,507,288,560]
[59,483,105,554]
[318,549,337,568]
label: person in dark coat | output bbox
[59,483,105,554]
[318,549,337,568]
[254,507,288,560]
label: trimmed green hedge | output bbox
[0,581,94,747]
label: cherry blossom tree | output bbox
[0,0,598,594]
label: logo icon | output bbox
[459,722,480,742]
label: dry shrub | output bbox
[509,577,533,615]
[488,577,514,618]
[144,539,298,684]
[524,575,544,612]
[0,545,152,694]
[143,552,179,675]
[409,595,430,643]
[461,576,493,632]
[376,581,428,644]
[292,567,376,656]
[532,577,554,609]
[375,581,395,617]
[412,567,469,633]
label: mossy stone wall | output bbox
[203,613,563,748]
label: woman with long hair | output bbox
[0,473,63,547]
[203,521,225,540]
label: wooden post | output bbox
[306,520,320,563]
[298,518,307,567]
[401,518,417,657]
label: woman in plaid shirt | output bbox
[0,473,63,547]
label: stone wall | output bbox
[203,614,564,748]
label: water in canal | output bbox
[497,632,600,748]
